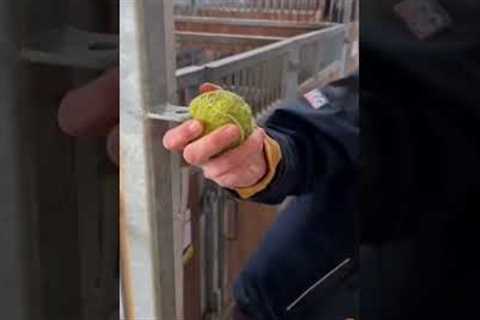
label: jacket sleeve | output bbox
[247,76,359,205]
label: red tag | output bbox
[394,0,452,40]
[304,89,329,109]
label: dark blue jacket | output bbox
[235,2,480,319]
[233,76,359,320]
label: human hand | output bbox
[58,67,119,165]
[163,84,268,189]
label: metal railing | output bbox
[176,22,345,118]
[120,1,350,319]
[175,0,358,23]
[2,1,354,320]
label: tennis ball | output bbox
[189,90,255,144]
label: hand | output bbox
[163,84,268,189]
[58,68,119,165]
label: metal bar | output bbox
[21,27,118,70]
[246,66,254,107]
[0,3,29,319]
[216,188,226,316]
[174,14,330,29]
[176,31,286,44]
[120,0,181,319]
[205,25,343,80]
[259,62,266,111]
[343,0,352,23]
[283,47,300,100]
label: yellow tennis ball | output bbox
[189,90,255,143]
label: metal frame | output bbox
[176,23,345,115]
[22,27,118,69]
[120,0,184,319]
[4,1,351,319]
[175,0,358,23]
[121,2,349,319]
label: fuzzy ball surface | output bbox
[189,90,255,143]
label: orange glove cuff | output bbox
[235,134,282,199]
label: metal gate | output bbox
[120,1,348,319]
[175,0,359,24]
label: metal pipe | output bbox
[120,0,181,318]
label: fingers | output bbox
[212,154,267,188]
[107,125,119,166]
[199,83,222,94]
[202,128,265,180]
[58,67,119,137]
[162,120,204,151]
[183,124,241,165]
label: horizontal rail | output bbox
[176,31,283,47]
[175,0,359,23]
[175,24,343,85]
[21,27,118,69]
[175,15,333,30]
[204,24,343,80]
[174,23,345,117]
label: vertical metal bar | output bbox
[313,41,322,82]
[275,56,282,102]
[216,189,226,316]
[230,73,236,92]
[261,62,268,112]
[203,183,223,318]
[224,74,231,91]
[0,3,29,320]
[242,68,249,102]
[338,0,345,22]
[275,56,281,102]
[237,69,243,98]
[286,0,292,20]
[282,48,300,100]
[267,61,275,109]
[120,0,181,319]
[235,70,241,96]
[246,67,254,107]
[328,0,334,21]
[254,64,262,114]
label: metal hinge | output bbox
[21,26,118,70]
[148,104,192,123]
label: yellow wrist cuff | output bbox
[235,134,282,199]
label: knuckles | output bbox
[183,146,199,165]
